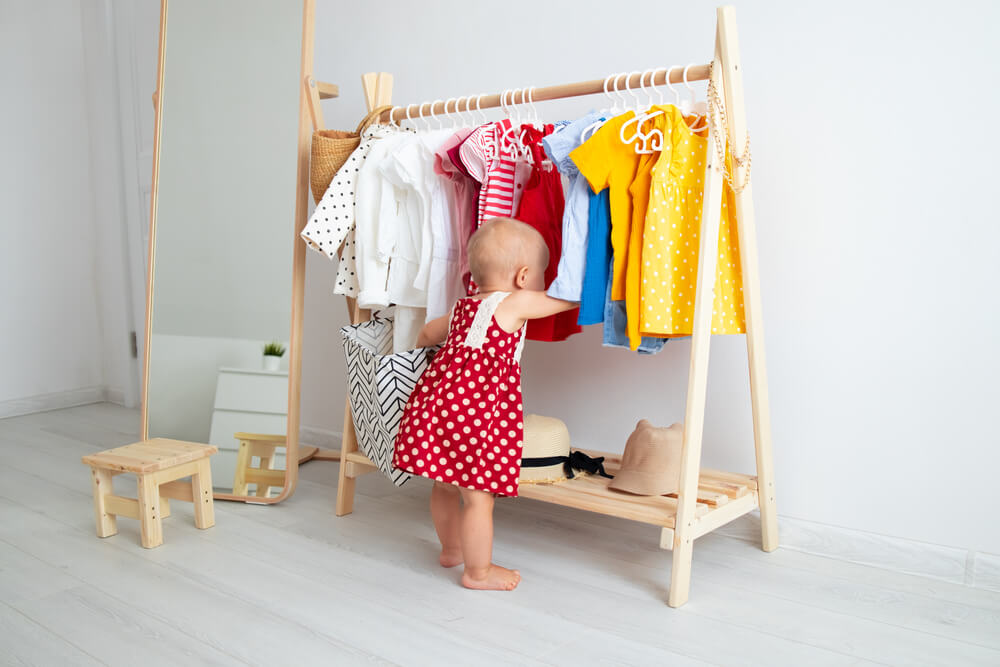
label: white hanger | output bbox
[580,73,615,143]
[525,86,540,125]
[387,106,401,130]
[404,104,416,131]
[651,67,667,105]
[625,70,644,113]
[498,90,518,156]
[682,64,708,131]
[666,66,681,107]
[475,93,488,125]
[418,102,433,132]
[620,67,664,153]
[428,99,444,131]
[611,72,628,115]
[443,98,458,130]
[459,95,474,127]
[639,69,655,109]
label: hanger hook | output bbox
[683,63,698,103]
[625,70,642,111]
[527,86,539,123]
[638,70,653,108]
[418,101,431,131]
[404,103,414,128]
[612,72,628,112]
[387,105,400,128]
[443,98,454,128]
[427,99,442,130]
[666,66,680,105]
[652,67,667,105]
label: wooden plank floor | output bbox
[2,404,999,666]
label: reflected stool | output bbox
[82,439,217,548]
[232,432,287,498]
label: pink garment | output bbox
[434,129,477,293]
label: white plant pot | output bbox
[262,355,281,371]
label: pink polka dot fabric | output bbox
[393,296,525,497]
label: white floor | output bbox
[2,404,999,666]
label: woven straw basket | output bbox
[309,105,393,204]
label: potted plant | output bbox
[262,341,286,371]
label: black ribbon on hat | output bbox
[521,450,614,480]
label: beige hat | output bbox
[519,414,613,484]
[608,420,684,496]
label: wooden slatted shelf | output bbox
[343,448,758,538]
[518,450,758,534]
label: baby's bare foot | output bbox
[461,564,521,591]
[439,548,463,568]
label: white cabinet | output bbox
[208,367,288,490]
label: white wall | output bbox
[0,1,109,412]
[304,0,1000,558]
[0,0,154,416]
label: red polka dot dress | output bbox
[393,291,527,497]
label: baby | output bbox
[392,217,575,591]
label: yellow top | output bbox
[642,105,745,336]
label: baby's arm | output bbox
[496,290,576,331]
[417,315,449,347]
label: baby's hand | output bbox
[417,315,449,348]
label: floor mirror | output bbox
[142,0,315,502]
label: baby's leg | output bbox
[457,488,521,591]
[430,482,463,567]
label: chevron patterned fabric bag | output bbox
[341,316,436,486]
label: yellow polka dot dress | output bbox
[642,106,745,336]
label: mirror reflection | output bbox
[144,0,303,497]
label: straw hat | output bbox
[608,420,684,496]
[519,414,613,485]
[519,414,572,484]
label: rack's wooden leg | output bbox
[669,533,695,607]
[191,459,215,529]
[90,467,117,538]
[137,474,163,548]
[715,5,778,553]
[668,25,729,608]
[335,397,358,516]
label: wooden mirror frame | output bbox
[141,0,316,503]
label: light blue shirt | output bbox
[543,111,605,302]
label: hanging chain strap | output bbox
[705,61,752,194]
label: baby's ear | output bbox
[514,266,529,287]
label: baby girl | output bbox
[392,217,575,591]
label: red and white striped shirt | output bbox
[459,119,531,228]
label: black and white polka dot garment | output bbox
[300,124,397,298]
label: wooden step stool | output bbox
[82,439,217,548]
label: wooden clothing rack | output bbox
[310,5,776,608]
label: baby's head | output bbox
[467,217,548,291]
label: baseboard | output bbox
[972,551,1000,592]
[299,425,343,450]
[714,510,1000,592]
[105,386,126,407]
[0,386,108,419]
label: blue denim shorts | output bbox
[601,260,667,355]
